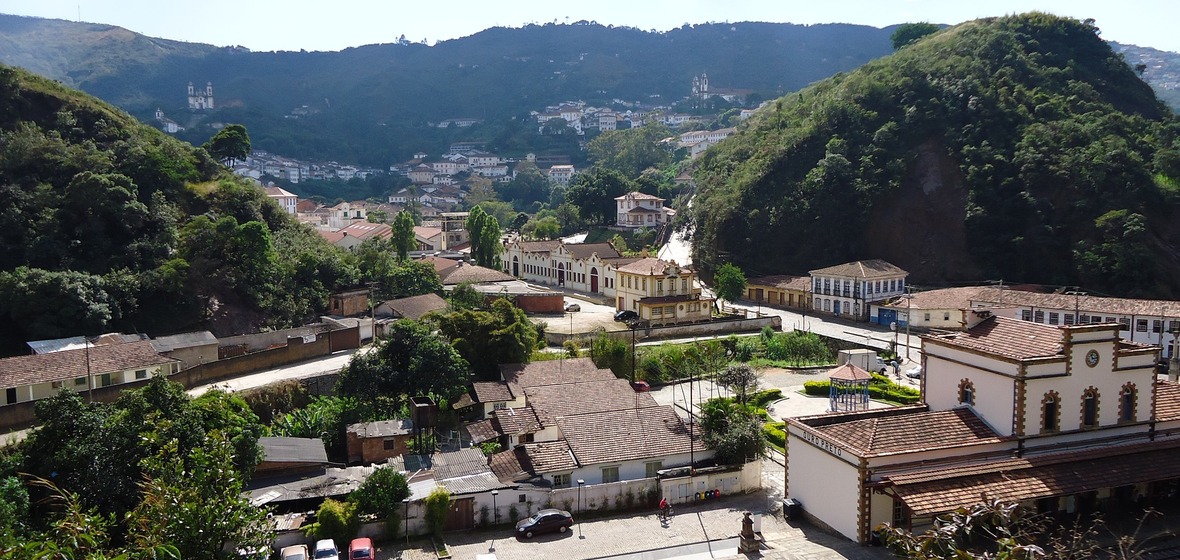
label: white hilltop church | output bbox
[188,82,214,110]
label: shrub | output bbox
[304,499,360,545]
[591,332,629,377]
[424,487,450,539]
[349,467,410,533]
[803,381,830,396]
[563,339,580,358]
[752,388,783,408]
[763,422,786,449]
[508,504,520,523]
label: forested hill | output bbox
[691,13,1180,299]
[0,14,897,164]
[0,64,357,354]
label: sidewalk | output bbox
[378,490,891,560]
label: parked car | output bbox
[1158,359,1171,376]
[564,302,581,312]
[614,310,638,322]
[516,508,574,538]
[280,545,309,560]
[313,539,339,560]
[906,366,923,379]
[630,381,651,392]
[348,538,374,560]
[236,546,271,560]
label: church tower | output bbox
[187,81,214,110]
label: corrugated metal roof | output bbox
[439,472,506,495]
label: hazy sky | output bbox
[2,0,1177,53]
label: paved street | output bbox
[376,489,891,560]
[187,346,370,396]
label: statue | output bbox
[738,511,759,553]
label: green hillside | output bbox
[691,13,1180,299]
[0,63,356,353]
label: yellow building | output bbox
[745,274,812,309]
[613,258,713,326]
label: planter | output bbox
[432,538,451,559]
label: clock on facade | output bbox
[1085,349,1100,368]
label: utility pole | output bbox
[1065,289,1086,324]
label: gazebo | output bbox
[827,363,872,412]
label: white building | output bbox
[809,260,907,322]
[547,165,576,186]
[187,81,214,110]
[264,186,298,215]
[501,240,630,300]
[785,312,1176,544]
[614,191,674,229]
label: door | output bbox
[557,264,565,286]
[833,300,841,315]
[445,497,475,531]
[512,256,519,277]
[591,268,599,293]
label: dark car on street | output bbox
[614,310,638,322]
[515,509,573,538]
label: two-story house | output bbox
[547,165,576,186]
[615,191,674,229]
[264,186,298,215]
[614,258,712,326]
[809,259,907,322]
[784,312,1180,544]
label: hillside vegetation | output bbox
[0,64,357,353]
[691,13,1180,298]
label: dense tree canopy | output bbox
[436,298,538,379]
[336,319,471,401]
[202,124,252,166]
[692,13,1180,298]
[566,168,634,225]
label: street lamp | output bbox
[900,293,914,362]
[491,490,499,526]
[403,498,410,546]
[577,479,585,539]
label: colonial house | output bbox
[614,258,712,326]
[784,312,1177,544]
[0,341,179,407]
[872,286,989,331]
[408,164,437,184]
[325,202,368,230]
[501,240,634,300]
[547,165,576,186]
[264,186,298,215]
[615,191,674,229]
[745,275,812,310]
[323,221,392,251]
[809,259,908,322]
[413,225,468,252]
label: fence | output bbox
[546,314,780,346]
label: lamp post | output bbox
[900,292,914,362]
[577,479,585,539]
[403,498,410,546]
[491,490,499,526]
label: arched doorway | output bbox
[590,267,599,293]
[512,256,519,277]
[557,263,565,286]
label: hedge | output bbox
[763,421,786,449]
[800,380,921,405]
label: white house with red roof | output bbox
[264,186,298,215]
[615,191,674,229]
[613,258,713,325]
[784,311,1178,545]
[809,259,908,322]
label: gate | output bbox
[445,497,474,531]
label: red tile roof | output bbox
[970,287,1180,317]
[489,447,533,482]
[523,441,578,473]
[564,242,621,260]
[811,408,1004,457]
[615,191,663,201]
[421,256,460,274]
[337,221,393,241]
[492,407,542,436]
[525,379,659,426]
[0,340,177,389]
[809,259,907,278]
[463,419,500,444]
[927,316,1064,361]
[440,262,515,285]
[500,358,617,397]
[517,240,561,254]
[747,275,811,292]
[879,286,988,311]
[827,363,873,382]
[471,381,514,403]
[886,437,1180,516]
[557,405,707,467]
[615,257,689,276]
[1155,381,1180,422]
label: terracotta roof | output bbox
[413,226,442,239]
[827,363,873,382]
[625,207,662,214]
[747,275,810,292]
[264,186,296,197]
[614,191,663,201]
[615,257,688,276]
[812,408,1004,457]
[464,419,500,444]
[525,379,659,427]
[879,286,988,311]
[421,256,461,274]
[471,381,514,403]
[500,358,617,397]
[317,230,346,244]
[489,447,533,482]
[809,259,907,278]
[929,316,1064,361]
[0,340,177,389]
[522,441,579,473]
[382,293,448,320]
[492,406,543,435]
[564,242,621,260]
[517,240,561,254]
[1155,381,1180,422]
[886,437,1180,516]
[970,287,1180,318]
[337,221,393,241]
[440,262,515,285]
[557,405,706,467]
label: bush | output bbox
[751,389,783,408]
[764,331,833,364]
[424,487,450,538]
[803,381,830,396]
[304,499,360,545]
[591,332,630,377]
[763,422,786,449]
[801,380,921,404]
[563,339,580,358]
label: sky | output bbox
[1,0,1178,53]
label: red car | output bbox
[348,538,373,560]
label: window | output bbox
[383,438,397,450]
[553,474,571,488]
[1022,310,1033,321]
[4,387,15,405]
[892,499,908,528]
[645,461,662,478]
[1154,320,1163,334]
[100,373,112,387]
[519,494,527,503]
[1171,320,1180,333]
[1082,388,1100,428]
[958,379,975,406]
[1042,392,1059,433]
[665,305,675,315]
[1034,310,1045,323]
[74,377,86,386]
[1049,312,1059,325]
[1120,318,1131,331]
[656,280,663,294]
[1120,384,1136,423]
[493,402,507,411]
[1138,319,1149,332]
[1080,314,1090,324]
[924,313,931,321]
[682,279,688,291]
[943,312,951,321]
[601,466,620,483]
[135,369,148,380]
[1064,314,1075,325]
[652,307,662,316]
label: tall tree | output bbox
[336,319,471,401]
[436,299,537,379]
[587,125,674,178]
[566,168,633,225]
[392,210,416,260]
[202,124,252,166]
[713,263,747,306]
